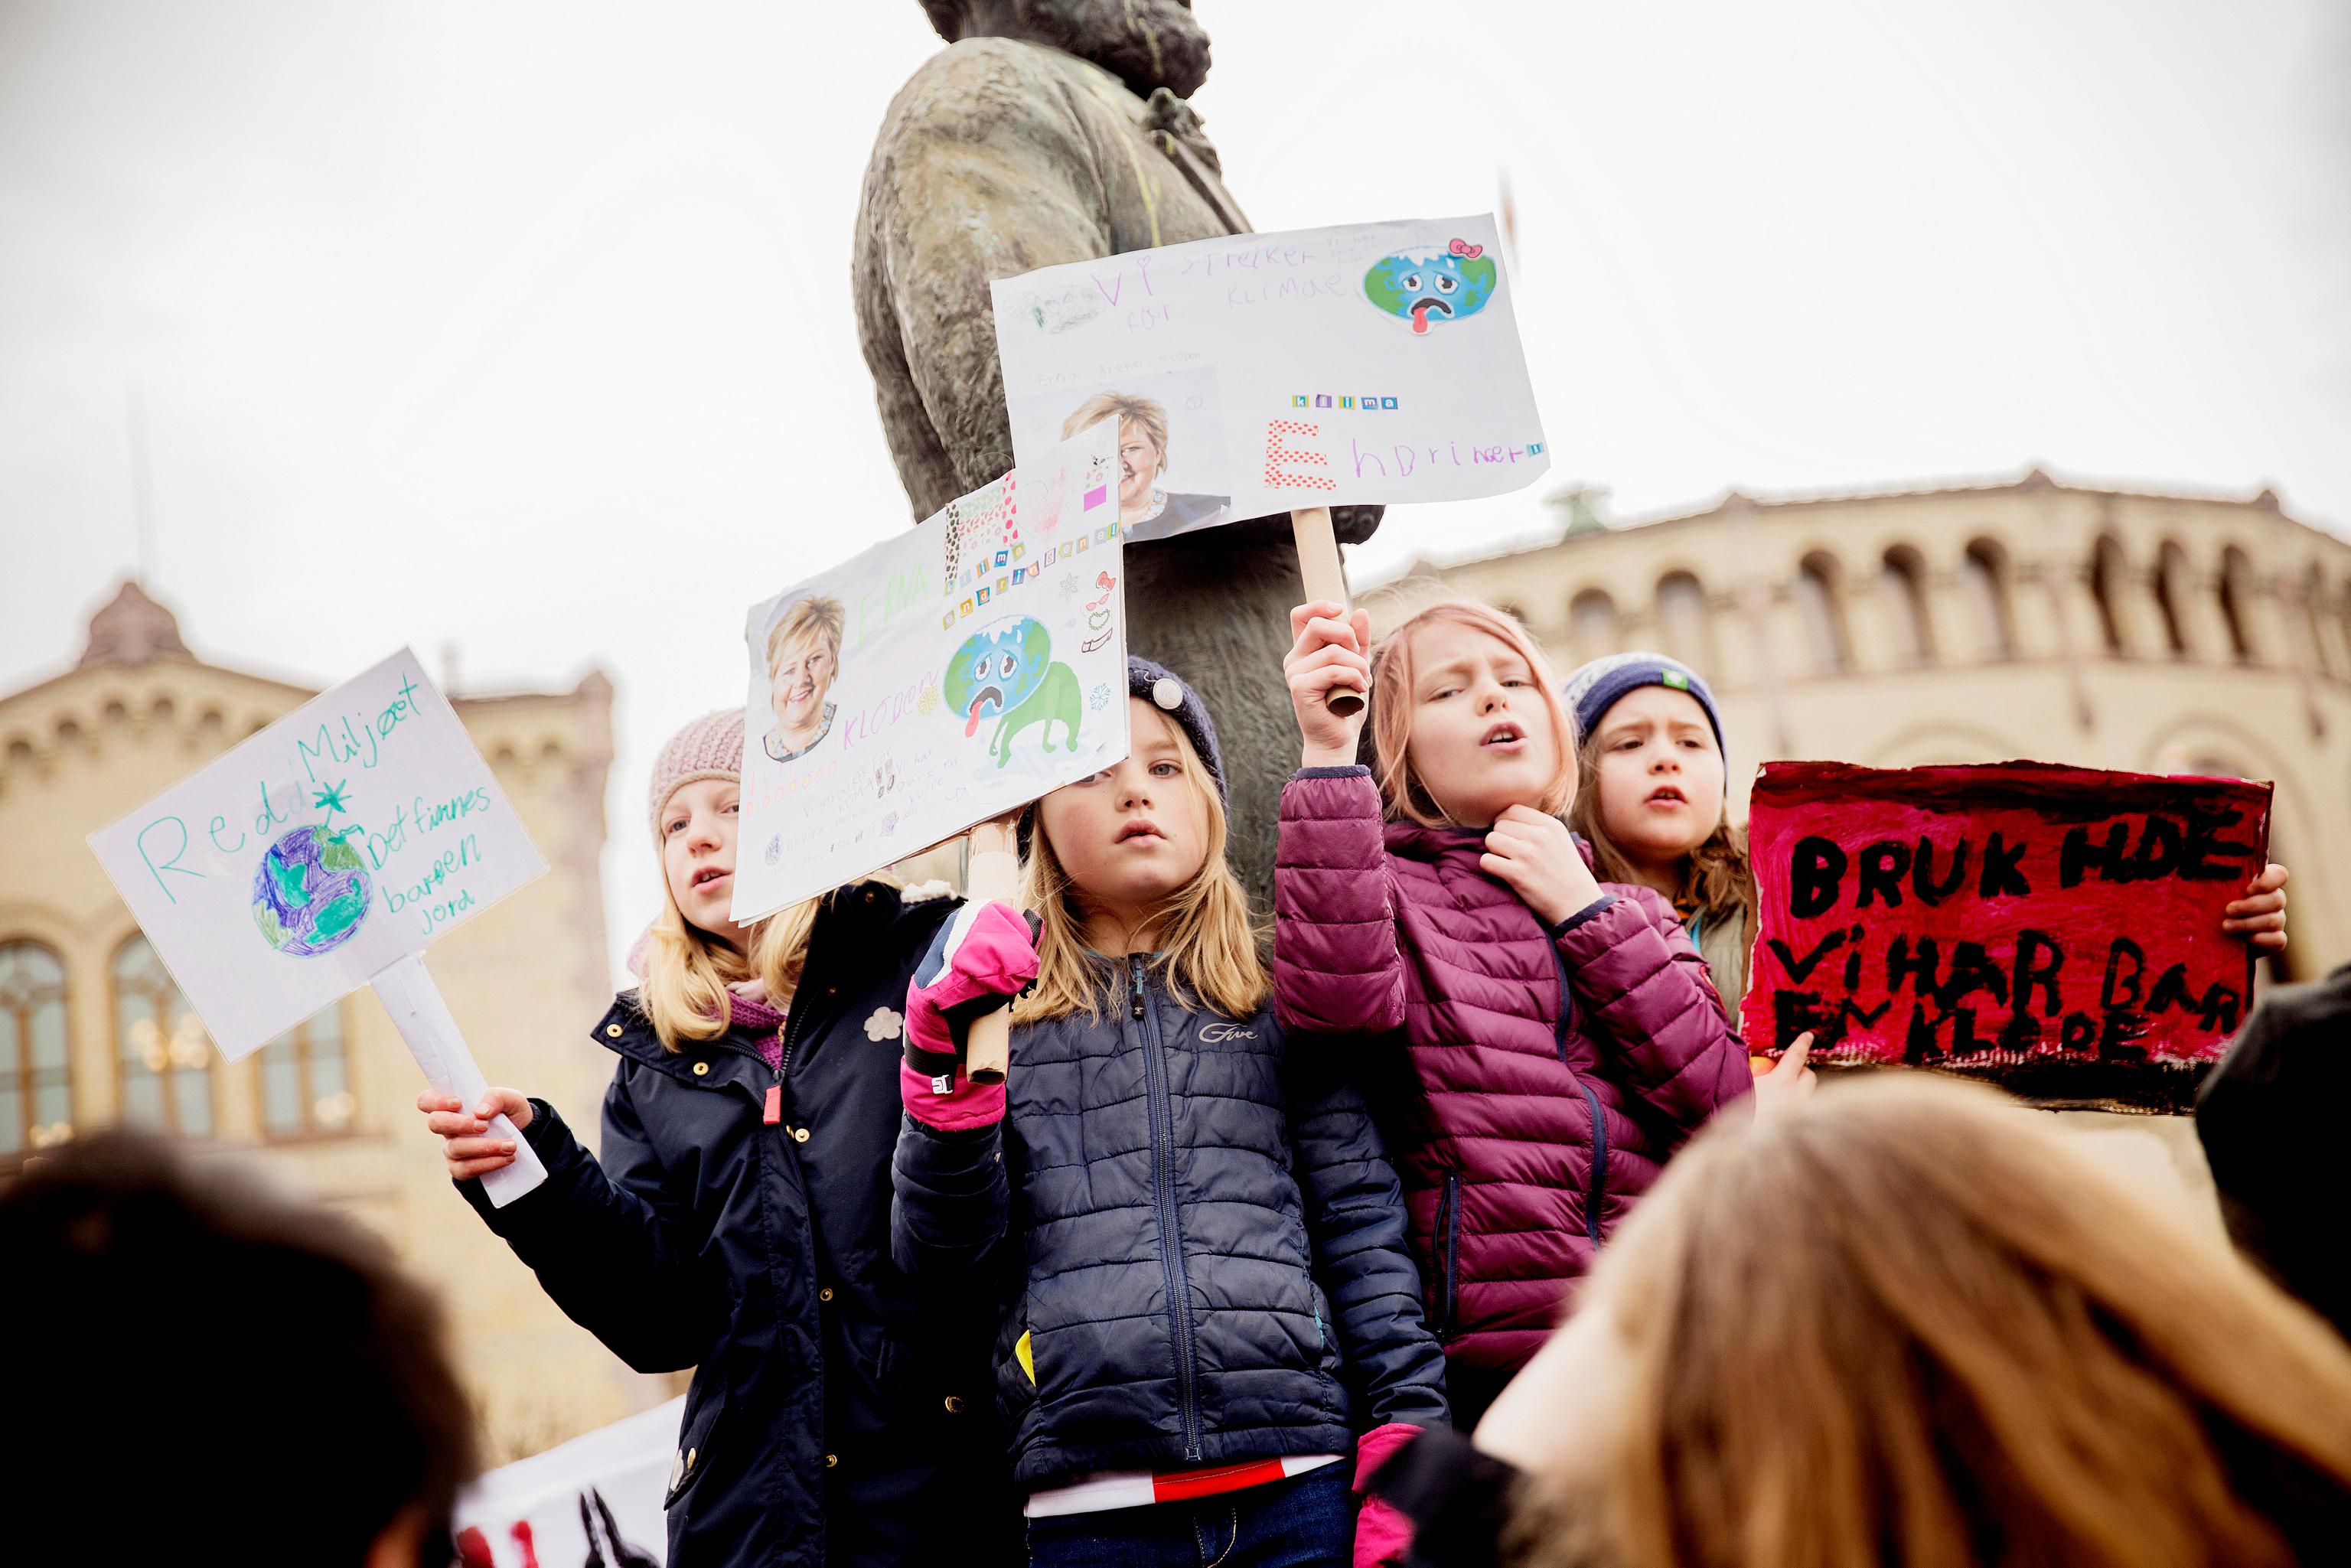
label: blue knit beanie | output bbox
[1560,651,1726,761]
[1019,656,1224,857]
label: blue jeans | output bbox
[1026,1465,1353,1568]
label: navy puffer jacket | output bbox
[892,950,1449,1489]
[459,882,1021,1568]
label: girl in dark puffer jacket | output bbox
[893,659,1449,1568]
[1273,600,1754,1428]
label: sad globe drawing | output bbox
[251,825,372,957]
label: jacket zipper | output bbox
[1579,1083,1610,1244]
[1132,954,1203,1462]
[1547,937,1609,1244]
[1435,1173,1462,1338]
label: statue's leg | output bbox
[1121,514,1322,914]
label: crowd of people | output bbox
[14,593,2340,1568]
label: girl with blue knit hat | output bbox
[893,656,1448,1568]
[1560,652,1756,1002]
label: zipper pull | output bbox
[1130,957,1146,1019]
[763,1082,781,1126]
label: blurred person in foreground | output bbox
[1365,1075,2351,1568]
[1,1129,478,1566]
[2196,957,2351,1341]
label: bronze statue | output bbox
[854,0,1380,899]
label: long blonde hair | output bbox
[1015,709,1267,1024]
[637,888,820,1053]
[1513,1076,2351,1568]
[1369,598,1577,828]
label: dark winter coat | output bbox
[1273,766,1752,1370]
[459,881,1021,1568]
[892,950,1451,1490]
[2196,957,2351,1340]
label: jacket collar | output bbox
[593,879,924,1073]
[1383,817,1598,869]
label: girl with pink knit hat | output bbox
[416,709,1020,1568]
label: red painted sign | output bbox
[1743,761,2269,1107]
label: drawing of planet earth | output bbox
[252,825,372,957]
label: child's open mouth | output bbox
[692,866,732,889]
[1645,785,1688,807]
[1480,721,1525,751]
[1115,820,1166,845]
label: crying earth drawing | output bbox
[943,616,1084,768]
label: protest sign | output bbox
[89,649,547,1201]
[1743,760,2270,1108]
[990,214,1547,533]
[733,420,1129,922]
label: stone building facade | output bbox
[1363,470,2351,981]
[0,583,669,1461]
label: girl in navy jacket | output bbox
[419,710,1019,1568]
[893,660,1448,1568]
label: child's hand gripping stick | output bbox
[901,894,1035,1130]
[959,817,1026,1084]
[373,954,546,1207]
[1290,507,1365,716]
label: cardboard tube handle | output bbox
[1290,507,1365,718]
[962,817,1021,1084]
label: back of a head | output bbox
[2,1130,478,1564]
[1517,1076,2351,1568]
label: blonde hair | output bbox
[1369,598,1577,828]
[765,595,844,677]
[1062,393,1171,472]
[1015,707,1267,1024]
[1513,1076,2351,1568]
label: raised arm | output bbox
[1276,766,1408,1036]
[889,900,1033,1283]
[453,1075,723,1374]
[1275,601,1405,1035]
[1553,884,1752,1136]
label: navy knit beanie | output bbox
[1560,651,1726,762]
[1019,657,1224,857]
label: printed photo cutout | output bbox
[762,593,846,767]
[1009,365,1231,543]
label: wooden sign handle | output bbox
[1290,507,1365,717]
[961,817,1021,1085]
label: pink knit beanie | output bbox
[647,709,744,842]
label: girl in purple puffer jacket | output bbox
[1273,598,1753,1426]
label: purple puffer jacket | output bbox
[1273,766,1751,1371]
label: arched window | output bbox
[112,934,213,1138]
[1794,553,1850,675]
[1567,589,1622,667]
[2089,536,2131,654]
[2154,541,2192,656]
[1960,539,2014,660]
[0,942,72,1157]
[259,1005,355,1139]
[1880,546,1934,665]
[2301,564,2334,676]
[1655,572,1714,675]
[2219,546,2257,662]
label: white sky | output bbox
[5,0,2346,983]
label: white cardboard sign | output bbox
[990,214,1548,534]
[90,650,549,1205]
[735,421,1130,921]
[90,649,548,1058]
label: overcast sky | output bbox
[5,0,2346,983]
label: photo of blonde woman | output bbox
[764,595,844,764]
[1060,391,1228,542]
